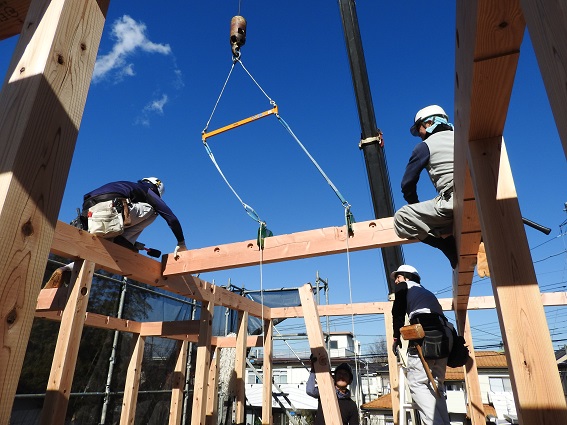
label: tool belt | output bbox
[410,313,450,359]
[83,194,131,237]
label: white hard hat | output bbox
[141,177,165,197]
[390,264,420,281]
[410,105,448,136]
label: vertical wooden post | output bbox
[468,137,567,424]
[191,299,215,425]
[120,334,146,425]
[169,340,189,425]
[39,260,95,425]
[458,312,484,425]
[299,284,342,425]
[234,311,249,424]
[205,347,221,425]
[384,310,399,425]
[0,0,109,419]
[520,0,567,159]
[262,320,274,425]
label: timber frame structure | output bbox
[1,1,567,425]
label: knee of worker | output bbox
[394,208,420,239]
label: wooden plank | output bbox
[169,340,188,425]
[0,0,32,41]
[120,334,145,425]
[299,284,342,425]
[262,320,273,425]
[36,287,69,311]
[234,311,249,425]
[520,0,567,159]
[0,0,109,418]
[165,217,415,275]
[35,310,142,334]
[39,260,94,425]
[205,347,220,425]
[191,298,215,425]
[139,320,200,337]
[460,313,485,425]
[212,335,263,348]
[469,136,567,423]
[384,311,399,425]
[51,221,270,319]
[453,0,525,312]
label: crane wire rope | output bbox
[203,39,361,407]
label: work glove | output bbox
[392,338,402,355]
[174,242,187,259]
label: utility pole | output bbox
[338,0,404,293]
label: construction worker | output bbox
[45,177,187,288]
[393,105,458,268]
[306,359,359,425]
[391,265,453,425]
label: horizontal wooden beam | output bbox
[0,0,32,41]
[164,217,415,276]
[50,221,270,319]
[36,310,142,334]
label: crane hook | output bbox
[230,15,247,58]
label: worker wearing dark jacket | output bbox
[391,265,453,425]
[393,105,458,268]
[45,177,186,288]
[306,361,359,425]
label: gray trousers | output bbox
[394,193,453,240]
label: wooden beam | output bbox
[460,313,485,425]
[165,217,415,275]
[191,298,215,425]
[0,0,32,41]
[169,340,188,425]
[520,0,567,159]
[299,284,342,425]
[453,0,525,312]
[469,136,567,423]
[51,221,270,319]
[39,260,95,425]
[120,334,145,425]
[234,311,249,425]
[0,0,109,418]
[262,320,274,425]
[205,347,221,425]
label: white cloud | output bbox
[93,15,171,83]
[144,94,169,114]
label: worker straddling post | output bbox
[306,357,359,425]
[391,265,454,425]
[393,105,458,268]
[45,177,187,288]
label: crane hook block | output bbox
[230,15,247,57]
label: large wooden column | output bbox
[40,260,95,425]
[234,311,249,425]
[191,298,215,425]
[468,137,567,424]
[205,347,221,425]
[0,0,109,419]
[299,284,342,425]
[459,313,484,425]
[120,334,146,425]
[169,340,189,425]
[262,320,274,425]
[520,0,567,159]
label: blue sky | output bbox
[2,1,566,355]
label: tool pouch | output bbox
[88,200,124,238]
[422,329,451,359]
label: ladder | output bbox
[398,354,418,425]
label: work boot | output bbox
[44,267,71,289]
[422,235,458,269]
[112,235,138,252]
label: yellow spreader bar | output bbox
[202,105,279,141]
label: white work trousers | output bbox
[122,202,158,244]
[394,193,453,240]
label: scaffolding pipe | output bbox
[99,277,128,425]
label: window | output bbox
[489,377,512,392]
[273,369,287,384]
[330,340,338,349]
